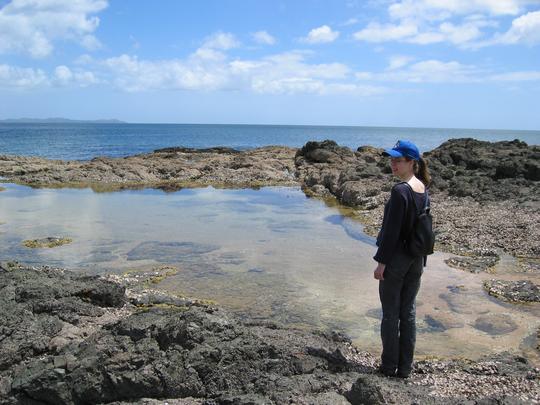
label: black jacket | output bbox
[374,182,428,265]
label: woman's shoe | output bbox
[396,370,411,378]
[378,366,397,377]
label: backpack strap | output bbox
[401,182,431,266]
[401,182,428,215]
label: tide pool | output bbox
[0,183,538,361]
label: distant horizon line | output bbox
[1,117,538,132]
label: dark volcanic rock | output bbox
[0,262,124,374]
[295,138,540,260]
[1,264,376,404]
[2,264,538,404]
[425,138,540,202]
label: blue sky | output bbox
[1,0,539,129]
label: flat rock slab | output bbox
[127,241,220,262]
[473,314,519,335]
[22,237,72,248]
[444,255,499,273]
[0,146,298,189]
[484,279,540,303]
[424,312,465,332]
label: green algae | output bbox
[23,237,73,248]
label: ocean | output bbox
[1,122,538,160]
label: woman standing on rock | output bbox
[373,140,431,378]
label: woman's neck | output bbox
[399,173,415,182]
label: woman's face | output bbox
[390,157,414,178]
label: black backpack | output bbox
[403,183,435,262]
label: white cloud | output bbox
[398,60,479,82]
[0,64,48,87]
[96,49,386,96]
[0,0,108,58]
[355,71,374,80]
[81,34,102,50]
[238,52,385,95]
[356,59,481,83]
[252,30,276,45]
[387,55,414,70]
[406,21,484,45]
[102,53,236,92]
[389,0,526,21]
[353,0,540,47]
[353,22,418,42]
[202,32,240,50]
[358,59,540,84]
[191,47,227,62]
[302,25,340,44]
[496,10,540,44]
[54,65,98,86]
[439,21,483,43]
[54,65,73,84]
[4,51,539,94]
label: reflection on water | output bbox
[0,183,539,362]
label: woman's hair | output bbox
[406,157,431,187]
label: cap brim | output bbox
[382,148,404,158]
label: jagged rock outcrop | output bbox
[2,263,538,404]
[295,138,540,270]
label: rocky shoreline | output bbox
[1,262,539,404]
[294,139,539,266]
[1,138,538,275]
[0,146,298,191]
[1,138,540,403]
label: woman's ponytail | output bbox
[415,157,431,187]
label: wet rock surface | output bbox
[22,237,73,249]
[424,312,465,332]
[1,263,539,404]
[0,146,298,190]
[484,279,540,303]
[127,241,220,262]
[445,255,499,273]
[473,313,519,335]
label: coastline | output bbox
[1,138,538,271]
[1,138,539,403]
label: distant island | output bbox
[0,118,126,124]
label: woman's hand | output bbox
[374,263,386,280]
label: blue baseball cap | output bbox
[383,140,420,161]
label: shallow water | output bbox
[1,183,538,362]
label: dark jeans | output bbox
[379,251,423,375]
